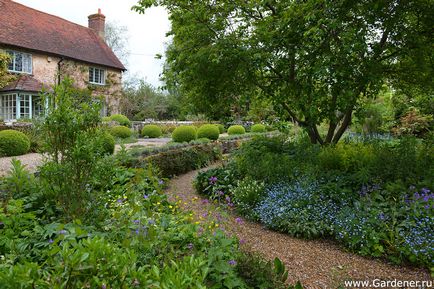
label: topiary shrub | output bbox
[110,114,131,127]
[0,129,31,156]
[216,124,225,134]
[251,124,266,133]
[228,125,246,135]
[172,125,197,143]
[99,132,115,155]
[102,116,111,122]
[110,126,132,139]
[142,125,162,138]
[197,124,220,140]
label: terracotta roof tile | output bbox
[0,0,125,71]
[0,74,47,92]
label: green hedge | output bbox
[0,129,31,157]
[99,132,115,155]
[110,114,131,127]
[217,124,225,134]
[139,144,222,177]
[228,125,246,135]
[142,125,162,138]
[251,124,266,133]
[110,126,132,139]
[172,125,197,143]
[197,124,220,140]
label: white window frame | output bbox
[89,67,106,85]
[7,50,32,74]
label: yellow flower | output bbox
[195,221,200,225]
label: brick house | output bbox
[0,0,126,121]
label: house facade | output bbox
[0,0,126,121]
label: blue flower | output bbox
[228,260,237,266]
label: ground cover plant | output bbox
[195,135,434,273]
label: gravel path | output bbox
[0,138,171,177]
[165,165,432,288]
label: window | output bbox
[32,96,44,118]
[0,94,17,121]
[20,94,31,119]
[89,67,106,85]
[7,51,32,74]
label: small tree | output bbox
[39,78,106,220]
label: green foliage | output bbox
[172,125,197,143]
[251,124,266,133]
[110,125,132,139]
[228,125,246,135]
[0,129,30,157]
[196,136,433,269]
[102,116,111,122]
[0,52,15,89]
[110,114,131,127]
[98,131,115,155]
[136,144,222,177]
[197,124,220,140]
[142,124,163,138]
[392,108,433,137]
[217,124,225,133]
[134,0,433,144]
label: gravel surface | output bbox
[165,165,432,288]
[0,138,171,177]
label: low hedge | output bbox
[137,144,222,177]
[217,124,225,134]
[110,114,131,127]
[228,125,246,135]
[142,125,162,138]
[99,132,115,155]
[110,126,132,139]
[0,129,31,156]
[251,124,266,133]
[197,124,220,140]
[172,125,197,143]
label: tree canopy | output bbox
[134,0,433,143]
[0,53,14,89]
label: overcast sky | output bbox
[15,0,171,87]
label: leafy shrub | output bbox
[232,178,265,220]
[110,114,131,127]
[137,144,222,177]
[251,124,266,133]
[217,124,225,133]
[0,129,30,156]
[102,116,111,122]
[194,167,238,200]
[228,125,246,135]
[110,125,132,139]
[172,125,197,142]
[197,124,220,140]
[142,124,162,138]
[98,131,115,155]
[392,108,433,137]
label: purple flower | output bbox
[209,176,218,184]
[423,195,430,202]
[158,180,164,185]
[414,192,421,199]
[143,194,149,199]
[59,230,67,235]
[117,198,123,203]
[225,196,231,202]
[187,243,194,250]
[228,260,237,266]
[217,190,225,196]
[133,220,140,224]
[421,188,431,194]
[102,284,107,289]
[235,217,243,224]
[135,229,140,235]
[378,213,385,221]
[48,239,54,244]
[202,199,209,204]
[239,239,246,245]
[148,219,156,225]
[425,205,430,210]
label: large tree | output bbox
[134,0,433,144]
[105,21,130,68]
[0,53,14,89]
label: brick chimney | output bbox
[88,8,105,39]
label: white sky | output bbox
[15,0,171,87]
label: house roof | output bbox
[0,0,126,71]
[0,75,46,92]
